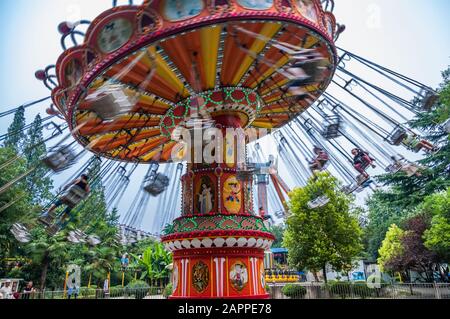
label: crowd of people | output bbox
[0,280,36,299]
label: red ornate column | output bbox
[162,109,274,299]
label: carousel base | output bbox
[167,246,271,299]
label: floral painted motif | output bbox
[192,261,209,293]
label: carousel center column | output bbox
[161,113,274,299]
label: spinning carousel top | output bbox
[50,0,338,163]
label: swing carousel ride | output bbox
[2,0,447,299]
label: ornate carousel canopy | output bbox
[51,0,337,163]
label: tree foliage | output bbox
[3,106,26,152]
[283,172,363,280]
[377,224,405,273]
[132,242,172,285]
[364,66,450,262]
[269,224,285,249]
[23,114,53,204]
[423,188,450,261]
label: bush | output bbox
[110,285,125,298]
[327,282,374,299]
[126,280,150,299]
[163,283,173,298]
[79,287,97,299]
[281,284,307,299]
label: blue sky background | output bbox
[0,1,449,232]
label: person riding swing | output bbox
[39,174,91,230]
[401,134,436,153]
[351,148,376,183]
[309,147,330,172]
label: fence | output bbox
[5,283,450,300]
[267,282,450,299]
[8,287,166,300]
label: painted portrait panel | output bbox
[163,0,204,21]
[237,0,273,10]
[295,0,318,23]
[230,261,248,292]
[196,175,215,214]
[223,176,242,214]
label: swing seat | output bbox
[357,179,374,192]
[402,164,421,177]
[10,223,31,243]
[309,159,329,172]
[144,173,170,196]
[284,68,312,88]
[60,185,89,207]
[275,211,285,219]
[321,115,342,139]
[87,235,101,246]
[387,127,408,146]
[385,163,403,174]
[38,206,60,226]
[86,84,135,121]
[67,229,87,244]
[273,43,310,56]
[291,61,327,83]
[286,87,310,99]
[307,195,330,209]
[443,119,450,133]
[421,92,439,111]
[342,184,358,195]
[356,174,370,185]
[46,224,61,236]
[41,147,77,172]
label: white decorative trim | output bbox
[164,236,273,252]
[213,257,226,297]
[250,257,258,295]
[180,259,189,297]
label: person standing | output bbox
[103,278,110,299]
[0,281,13,299]
[22,281,35,299]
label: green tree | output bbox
[377,224,405,273]
[270,224,285,249]
[24,114,53,204]
[24,228,71,290]
[283,172,363,282]
[84,245,118,287]
[423,188,450,261]
[0,147,33,267]
[3,106,26,152]
[133,242,172,287]
[364,191,410,261]
[364,67,450,260]
[376,67,450,210]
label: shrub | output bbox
[281,284,307,299]
[79,287,97,299]
[126,280,150,299]
[163,283,173,298]
[110,285,125,298]
[327,282,374,299]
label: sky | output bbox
[0,0,449,232]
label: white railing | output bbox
[268,282,450,299]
